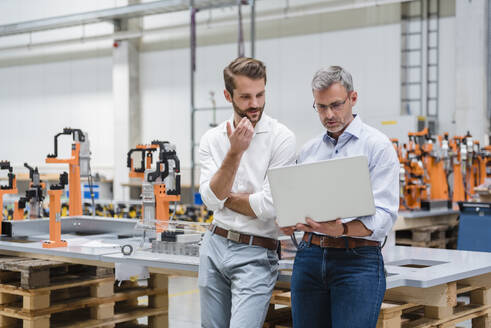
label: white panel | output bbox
[0,0,125,24]
[0,57,113,175]
[140,23,401,185]
[437,16,456,135]
[364,115,419,145]
[455,0,488,142]
[0,0,123,48]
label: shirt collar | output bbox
[323,114,362,144]
[344,114,362,138]
[222,113,271,134]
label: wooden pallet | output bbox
[264,290,290,328]
[379,272,491,328]
[265,272,491,328]
[396,224,457,249]
[0,257,168,328]
[0,256,113,289]
[263,289,292,328]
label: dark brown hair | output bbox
[223,57,267,96]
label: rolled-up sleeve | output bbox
[249,130,296,221]
[358,145,400,240]
[198,133,226,212]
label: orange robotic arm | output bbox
[0,161,18,234]
[43,172,69,248]
[45,128,89,217]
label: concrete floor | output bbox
[165,277,472,328]
[169,276,201,328]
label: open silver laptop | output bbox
[268,155,375,227]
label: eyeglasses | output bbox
[313,95,349,113]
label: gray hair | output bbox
[311,66,354,92]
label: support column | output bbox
[113,0,142,201]
[455,0,489,143]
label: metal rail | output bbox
[189,0,256,200]
[0,0,239,37]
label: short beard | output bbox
[323,118,345,134]
[232,100,265,124]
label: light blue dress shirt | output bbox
[297,115,399,242]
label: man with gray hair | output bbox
[284,66,399,327]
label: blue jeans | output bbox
[291,239,386,328]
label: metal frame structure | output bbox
[400,0,424,117]
[189,0,256,199]
[0,0,254,202]
[488,0,491,122]
[3,216,140,238]
[0,0,242,37]
[425,0,440,133]
[400,0,440,133]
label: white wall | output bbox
[140,22,401,184]
[0,56,114,175]
[0,0,472,188]
[455,0,489,143]
[438,15,456,135]
[0,0,122,177]
[0,0,124,24]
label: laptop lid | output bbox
[267,155,375,227]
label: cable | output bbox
[290,233,299,249]
[237,0,244,57]
[169,201,178,221]
[88,164,95,216]
[380,236,388,249]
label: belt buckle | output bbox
[320,237,329,248]
[227,230,241,243]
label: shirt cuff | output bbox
[199,181,226,211]
[358,215,383,239]
[249,191,272,221]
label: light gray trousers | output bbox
[198,230,279,328]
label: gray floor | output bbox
[169,276,201,328]
[165,277,473,328]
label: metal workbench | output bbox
[0,216,490,290]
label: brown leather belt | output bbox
[303,233,380,249]
[209,224,278,251]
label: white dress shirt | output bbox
[199,114,296,239]
[297,115,399,242]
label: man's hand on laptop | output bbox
[280,226,296,235]
[296,217,344,237]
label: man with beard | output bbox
[198,57,296,328]
[284,66,399,328]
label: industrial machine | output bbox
[127,143,158,180]
[43,172,68,248]
[448,132,487,202]
[448,136,465,202]
[394,132,429,210]
[419,131,451,209]
[394,128,491,211]
[457,202,491,252]
[139,141,181,237]
[45,128,91,216]
[0,161,18,233]
[23,163,45,219]
[125,140,206,256]
[12,198,26,221]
